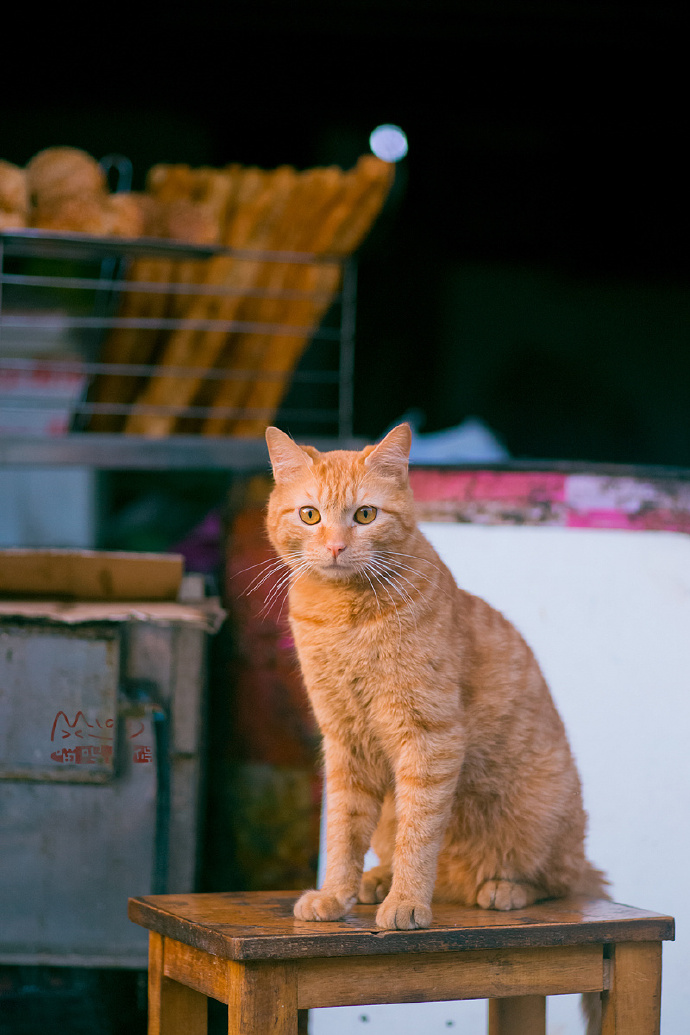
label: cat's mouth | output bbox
[317,558,355,578]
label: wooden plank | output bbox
[602,942,662,1035]
[164,938,229,1003]
[128,893,675,962]
[148,932,207,1035]
[227,960,298,1035]
[488,995,546,1035]
[295,945,604,1009]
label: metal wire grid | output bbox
[0,229,356,442]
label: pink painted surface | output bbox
[567,508,690,534]
[410,469,567,503]
[409,467,690,535]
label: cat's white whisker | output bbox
[241,558,293,597]
[235,550,303,588]
[377,550,445,575]
[367,560,421,640]
[375,557,434,583]
[373,567,420,638]
[260,561,311,617]
[370,549,435,581]
[232,551,300,580]
[367,560,415,611]
[359,566,382,614]
[266,567,308,621]
[248,554,302,588]
[271,563,311,623]
[260,563,297,602]
[373,552,454,601]
[262,563,306,607]
[379,564,421,599]
[231,556,284,578]
[367,560,415,603]
[366,567,403,649]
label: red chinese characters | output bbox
[49,711,152,763]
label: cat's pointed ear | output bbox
[363,423,412,480]
[266,427,315,482]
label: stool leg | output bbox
[148,932,207,1035]
[602,942,662,1035]
[488,995,546,1035]
[227,959,298,1035]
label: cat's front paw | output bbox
[376,894,432,930]
[358,865,392,904]
[293,889,353,921]
[476,879,535,911]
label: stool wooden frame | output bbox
[128,892,674,1035]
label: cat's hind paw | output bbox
[476,879,540,911]
[293,889,353,921]
[358,865,392,904]
[376,894,432,930]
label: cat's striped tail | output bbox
[578,860,611,1035]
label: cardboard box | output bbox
[0,549,184,601]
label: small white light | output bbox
[369,124,408,163]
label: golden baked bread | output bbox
[31,194,113,235]
[7,148,227,244]
[5,148,395,439]
[103,192,145,238]
[146,164,201,202]
[0,159,28,215]
[124,192,163,236]
[119,191,218,243]
[162,198,220,245]
[0,209,27,230]
[145,165,227,243]
[26,146,106,204]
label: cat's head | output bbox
[265,424,416,582]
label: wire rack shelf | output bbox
[0,229,359,468]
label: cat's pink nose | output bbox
[327,543,346,558]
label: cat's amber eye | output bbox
[299,506,321,525]
[354,505,377,525]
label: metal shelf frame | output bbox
[0,432,367,470]
[0,229,358,467]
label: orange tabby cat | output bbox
[265,423,607,934]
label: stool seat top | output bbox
[128,892,674,961]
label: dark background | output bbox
[4,0,690,467]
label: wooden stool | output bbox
[128,892,674,1034]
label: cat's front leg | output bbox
[376,737,463,930]
[359,791,395,903]
[294,738,382,922]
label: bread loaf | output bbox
[0,159,28,227]
[1,147,395,439]
[26,146,106,204]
